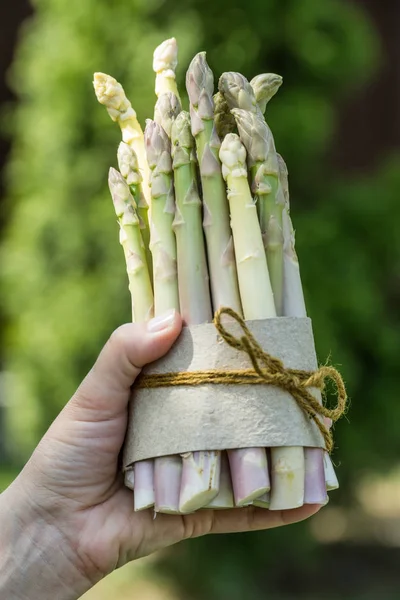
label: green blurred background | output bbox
[0,0,399,598]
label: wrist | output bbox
[0,477,93,600]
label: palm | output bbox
[22,319,321,585]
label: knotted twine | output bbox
[137,307,348,453]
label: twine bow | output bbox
[137,307,348,453]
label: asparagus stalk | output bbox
[186,52,242,315]
[231,107,284,316]
[219,72,284,313]
[219,74,289,507]
[133,460,156,511]
[220,75,306,510]
[185,54,245,510]
[144,120,180,315]
[94,73,151,203]
[277,154,307,316]
[144,119,181,513]
[171,111,213,324]
[154,455,183,514]
[108,168,154,322]
[250,73,283,114]
[153,38,181,101]
[278,154,329,506]
[179,451,221,513]
[219,133,276,318]
[205,451,234,509]
[117,142,152,282]
[170,111,219,512]
[228,448,271,507]
[213,92,236,139]
[108,168,155,510]
[304,449,329,505]
[219,133,273,505]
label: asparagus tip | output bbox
[154,93,182,137]
[117,142,143,186]
[250,73,283,109]
[153,37,178,74]
[186,52,214,107]
[219,133,247,181]
[108,167,132,215]
[171,110,194,150]
[218,71,257,112]
[144,119,171,170]
[93,72,135,121]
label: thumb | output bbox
[70,308,182,419]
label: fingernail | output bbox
[147,309,176,333]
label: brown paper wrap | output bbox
[123,317,324,469]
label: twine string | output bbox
[137,307,348,453]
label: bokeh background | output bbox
[1,0,399,598]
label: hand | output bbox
[0,309,320,599]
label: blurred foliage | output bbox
[1,0,399,596]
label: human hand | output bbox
[0,309,320,599]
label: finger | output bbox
[70,309,182,418]
[207,503,321,535]
[140,503,321,553]
[175,504,321,540]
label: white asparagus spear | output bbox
[221,73,306,511]
[219,133,272,505]
[279,153,331,505]
[171,111,219,512]
[108,168,155,509]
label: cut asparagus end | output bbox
[134,460,155,511]
[304,447,329,505]
[269,447,305,510]
[253,491,271,509]
[228,448,270,506]
[250,73,283,113]
[179,451,221,513]
[205,451,234,509]
[154,455,183,514]
[124,468,135,491]
[324,453,339,491]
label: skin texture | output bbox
[0,309,320,600]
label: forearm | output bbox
[0,481,93,600]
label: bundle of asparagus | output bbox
[94,37,340,515]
